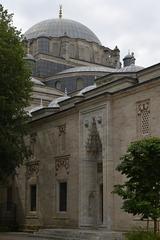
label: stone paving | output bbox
[0,230,124,240]
[0,233,37,240]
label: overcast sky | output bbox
[1,0,160,67]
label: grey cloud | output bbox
[1,0,160,66]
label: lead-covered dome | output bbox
[24,18,101,45]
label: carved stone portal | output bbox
[88,191,96,217]
[86,117,102,158]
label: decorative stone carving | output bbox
[26,161,40,179]
[97,116,102,124]
[55,155,70,175]
[137,100,150,115]
[137,99,150,136]
[86,118,102,155]
[58,124,66,136]
[84,120,89,128]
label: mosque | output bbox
[1,6,160,239]
[24,5,143,111]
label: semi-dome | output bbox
[48,94,70,108]
[24,18,101,45]
[30,77,45,86]
[76,84,97,96]
[57,66,115,75]
[116,64,144,72]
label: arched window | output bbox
[76,78,83,90]
[37,37,49,53]
[55,81,62,90]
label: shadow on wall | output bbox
[0,175,25,230]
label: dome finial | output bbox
[123,50,136,67]
[59,4,63,19]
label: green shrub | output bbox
[125,230,160,240]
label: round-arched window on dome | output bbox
[37,37,49,53]
[55,81,62,90]
[76,78,84,90]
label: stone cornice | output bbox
[28,75,160,124]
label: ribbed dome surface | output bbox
[57,66,115,74]
[116,64,144,72]
[24,18,101,45]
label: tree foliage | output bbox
[113,137,160,233]
[0,4,32,182]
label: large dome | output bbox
[24,18,101,45]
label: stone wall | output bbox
[15,111,79,228]
[112,80,160,230]
[29,37,120,69]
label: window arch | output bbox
[37,37,49,53]
[55,81,62,90]
[76,78,84,90]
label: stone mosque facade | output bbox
[1,8,160,238]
